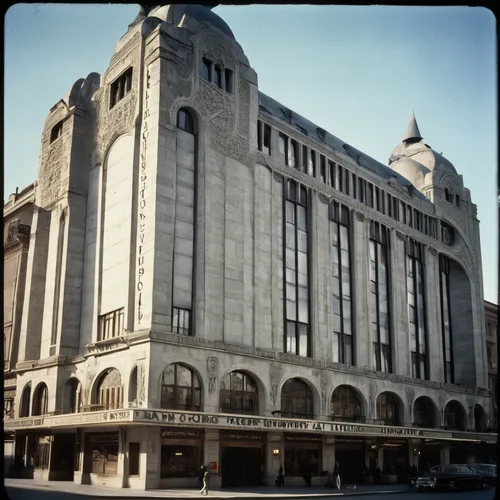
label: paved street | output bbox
[4,480,496,500]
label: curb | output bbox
[5,483,416,499]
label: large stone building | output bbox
[4,4,496,490]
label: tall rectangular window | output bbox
[320,156,326,183]
[393,197,399,221]
[279,133,288,163]
[309,150,316,177]
[338,167,344,193]
[351,173,357,199]
[224,68,233,93]
[366,183,373,207]
[302,146,308,173]
[284,180,310,357]
[289,139,298,169]
[331,202,353,365]
[358,178,365,203]
[369,222,391,373]
[329,161,336,188]
[439,256,454,383]
[407,239,428,380]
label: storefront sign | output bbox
[285,435,322,443]
[161,428,201,439]
[220,431,264,441]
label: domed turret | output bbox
[389,113,457,189]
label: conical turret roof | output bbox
[402,112,422,143]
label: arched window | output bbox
[64,378,81,414]
[19,383,31,417]
[413,397,436,428]
[129,366,138,404]
[444,401,465,431]
[220,371,258,415]
[161,364,201,411]
[281,378,313,419]
[474,405,486,432]
[32,383,48,416]
[377,392,400,426]
[331,386,363,422]
[177,108,194,134]
[95,369,124,410]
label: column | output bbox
[204,430,221,489]
[353,211,370,368]
[264,432,283,486]
[144,427,161,489]
[322,436,336,475]
[391,230,409,376]
[440,445,450,465]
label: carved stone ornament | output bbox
[355,211,365,222]
[137,364,146,403]
[428,246,438,255]
[269,362,282,408]
[273,172,284,183]
[320,373,329,413]
[318,193,329,204]
[207,356,219,394]
[405,387,415,420]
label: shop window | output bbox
[110,67,133,109]
[160,445,199,478]
[34,438,50,469]
[284,446,321,477]
[98,308,124,341]
[376,392,400,426]
[129,443,140,476]
[281,378,313,419]
[95,368,124,410]
[91,442,119,474]
[161,363,201,411]
[177,109,195,134]
[220,371,258,415]
[19,382,31,417]
[32,383,48,416]
[330,386,363,422]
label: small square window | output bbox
[50,122,63,143]
[110,67,133,109]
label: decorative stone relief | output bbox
[355,211,365,222]
[428,246,438,255]
[273,172,284,183]
[92,32,141,163]
[39,134,68,208]
[320,373,329,414]
[195,34,235,71]
[405,387,415,421]
[207,356,219,394]
[318,193,329,204]
[238,77,250,137]
[4,219,30,249]
[369,380,377,417]
[137,364,146,403]
[269,362,282,408]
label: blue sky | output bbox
[4,5,497,303]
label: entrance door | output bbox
[50,434,76,481]
[221,447,262,487]
[335,447,364,483]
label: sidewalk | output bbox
[5,479,414,499]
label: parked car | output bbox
[415,464,485,491]
[467,464,496,486]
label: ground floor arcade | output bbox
[5,409,497,490]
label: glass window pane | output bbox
[333,313,342,332]
[345,335,352,365]
[286,201,295,224]
[298,271,308,287]
[286,322,296,354]
[332,333,340,362]
[297,206,307,231]
[332,276,340,297]
[298,287,309,323]
[299,324,308,357]
[286,299,296,321]
[297,230,307,253]
[286,268,296,285]
[286,283,296,301]
[331,221,338,246]
[286,223,295,249]
[286,248,296,270]
[298,251,308,275]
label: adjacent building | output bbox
[4,4,495,490]
[484,300,498,431]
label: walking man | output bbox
[200,465,209,496]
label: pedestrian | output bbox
[334,461,341,490]
[275,465,284,487]
[200,465,209,496]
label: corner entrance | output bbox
[220,431,264,487]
